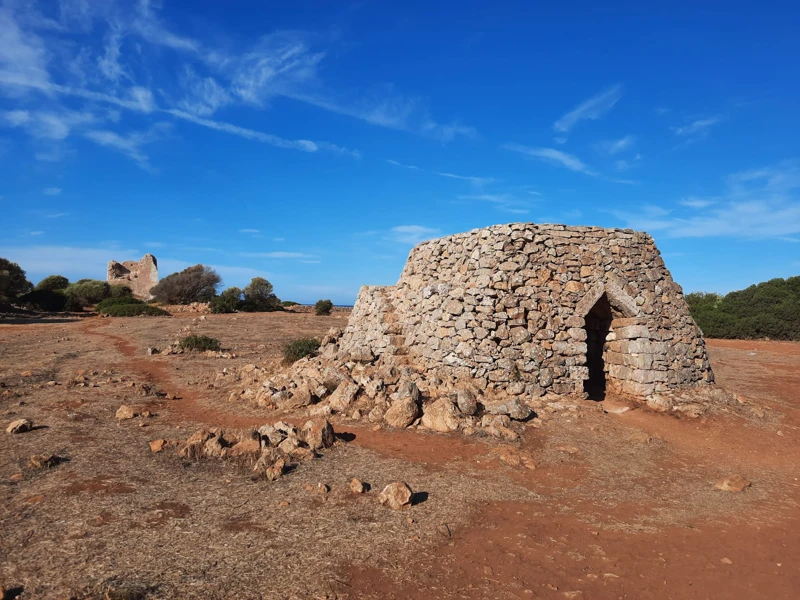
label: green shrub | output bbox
[96,297,143,313]
[179,335,222,352]
[16,289,67,312]
[687,276,800,340]
[314,299,334,316]
[65,279,110,308]
[101,303,170,317]
[240,277,282,312]
[280,300,300,307]
[283,338,320,363]
[35,275,69,292]
[151,265,220,304]
[210,287,242,314]
[0,258,33,301]
[109,284,133,298]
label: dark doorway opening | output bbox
[583,293,613,400]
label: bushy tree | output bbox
[150,265,220,304]
[65,279,110,307]
[35,275,69,292]
[109,284,133,298]
[0,258,33,301]
[314,299,334,316]
[240,277,282,312]
[16,290,68,312]
[687,276,800,340]
[210,287,242,314]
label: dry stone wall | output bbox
[233,223,721,440]
[107,254,158,300]
[339,223,713,399]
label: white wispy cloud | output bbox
[680,197,717,209]
[144,241,165,248]
[386,159,492,186]
[672,116,722,137]
[29,230,44,236]
[458,194,530,214]
[596,135,635,156]
[241,251,316,259]
[43,187,61,196]
[554,84,622,133]
[239,228,260,234]
[83,124,169,169]
[614,162,800,237]
[615,153,642,171]
[46,212,68,218]
[386,225,442,245]
[503,144,598,176]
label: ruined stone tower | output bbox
[107,254,158,300]
[336,222,714,400]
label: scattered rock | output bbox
[714,474,751,492]
[115,405,137,420]
[300,418,335,450]
[555,445,580,455]
[27,454,64,469]
[10,473,23,481]
[149,439,169,453]
[456,388,478,416]
[229,438,260,456]
[350,478,366,494]
[483,397,532,421]
[420,398,461,432]
[384,397,420,428]
[721,557,733,565]
[6,418,33,434]
[378,481,413,510]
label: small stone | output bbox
[140,410,152,418]
[149,439,168,453]
[350,478,366,494]
[721,557,733,565]
[714,474,751,492]
[556,445,580,455]
[27,454,62,469]
[6,418,33,434]
[318,482,330,494]
[20,370,32,377]
[115,405,136,420]
[279,500,290,507]
[300,418,335,450]
[10,473,23,481]
[456,389,478,416]
[378,481,413,510]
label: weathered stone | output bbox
[378,481,413,510]
[278,385,313,410]
[6,418,33,434]
[229,439,260,456]
[328,381,360,412]
[482,398,532,421]
[420,398,461,432]
[350,478,366,494]
[115,405,136,420]
[714,474,751,492]
[149,439,169,453]
[300,418,335,450]
[384,397,420,428]
[107,254,158,300]
[456,388,478,415]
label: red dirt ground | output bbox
[2,314,799,599]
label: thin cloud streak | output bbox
[554,85,622,133]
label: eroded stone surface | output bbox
[107,254,158,300]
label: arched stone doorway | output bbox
[583,293,613,399]
[575,281,643,400]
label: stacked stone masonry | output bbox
[107,254,158,300]
[337,223,714,399]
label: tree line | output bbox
[686,276,800,340]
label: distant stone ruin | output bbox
[235,223,719,437]
[107,254,158,300]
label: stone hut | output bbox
[337,222,714,400]
[107,254,158,300]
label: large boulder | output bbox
[384,397,420,428]
[421,398,461,432]
[378,481,413,510]
[300,418,335,450]
[328,381,360,412]
[6,418,33,434]
[456,389,478,416]
[482,398,531,421]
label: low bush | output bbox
[179,335,221,352]
[280,300,300,307]
[102,303,169,317]
[314,299,334,316]
[96,297,143,312]
[35,275,69,292]
[283,337,321,363]
[65,279,110,307]
[16,289,67,312]
[151,265,220,304]
[109,284,133,298]
[210,287,242,314]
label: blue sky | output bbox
[1,0,799,304]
